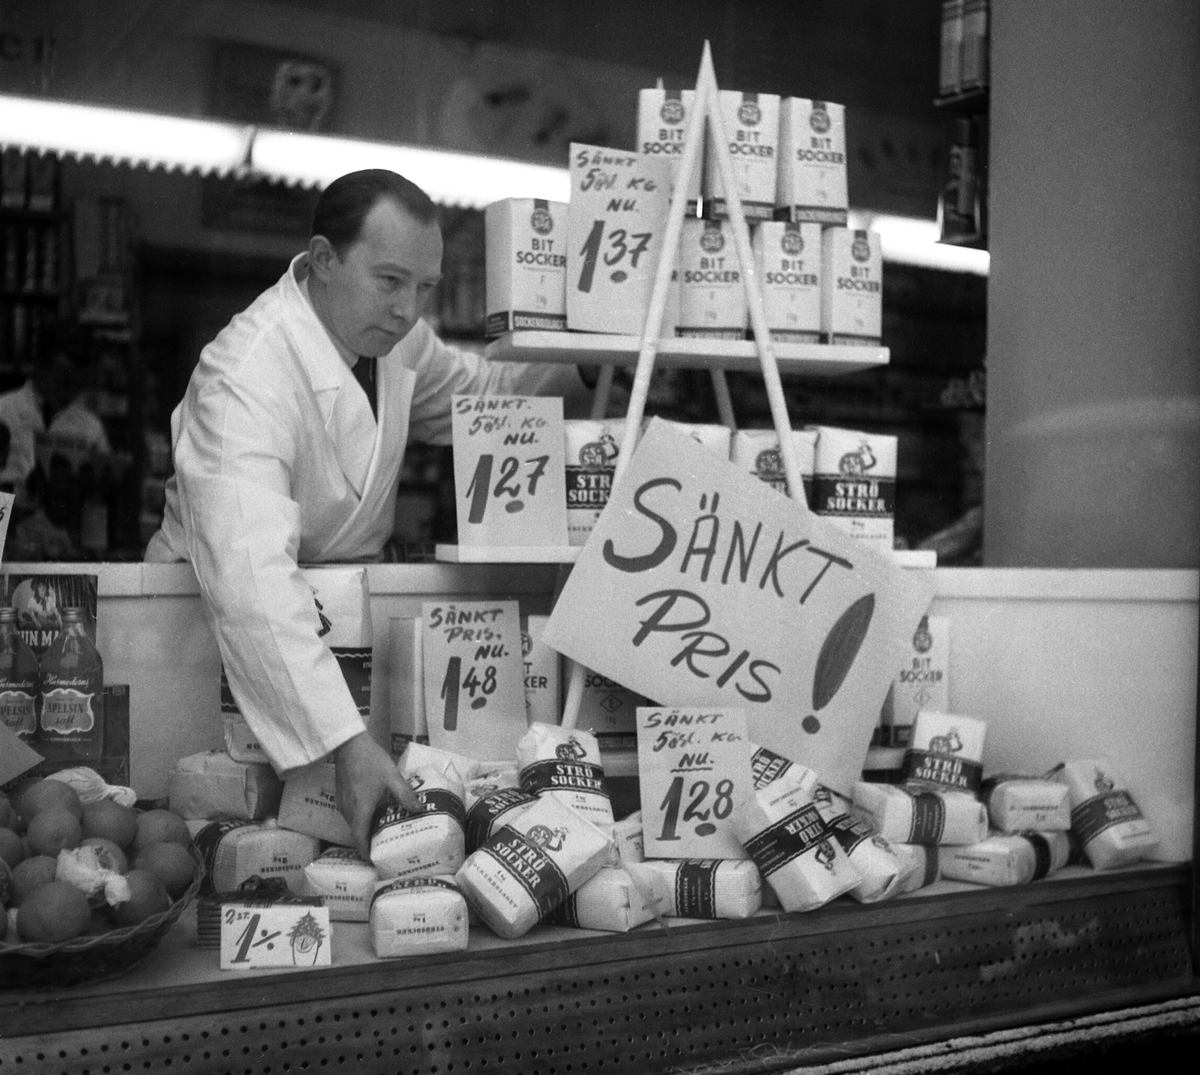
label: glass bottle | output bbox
[38,606,103,760]
[0,606,39,742]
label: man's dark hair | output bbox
[312,170,438,256]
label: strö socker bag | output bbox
[455,795,612,940]
[813,786,904,903]
[734,778,860,913]
[369,761,467,881]
[518,722,614,826]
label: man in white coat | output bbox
[147,170,588,855]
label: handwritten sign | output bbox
[422,600,526,760]
[452,395,567,548]
[566,143,671,334]
[544,420,935,795]
[637,706,752,860]
[220,904,331,969]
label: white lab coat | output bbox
[147,254,582,774]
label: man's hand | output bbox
[333,731,421,859]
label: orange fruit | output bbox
[131,810,191,854]
[112,869,171,927]
[17,880,91,943]
[84,907,115,936]
[26,807,82,858]
[0,828,23,869]
[16,779,82,823]
[11,855,57,904]
[81,800,139,851]
[134,841,195,899]
[81,836,129,875]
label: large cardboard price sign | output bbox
[637,706,752,860]
[544,420,935,795]
[566,143,671,335]
[220,904,331,970]
[452,395,567,548]
[422,600,527,760]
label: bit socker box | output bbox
[485,198,569,336]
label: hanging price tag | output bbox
[451,395,567,549]
[422,599,527,760]
[566,143,671,335]
[637,706,753,860]
[219,904,332,970]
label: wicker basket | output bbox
[0,842,205,990]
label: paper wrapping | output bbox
[369,763,467,881]
[369,876,469,958]
[631,858,762,920]
[545,866,657,932]
[167,750,282,821]
[455,796,612,940]
[981,775,1072,833]
[941,831,1071,887]
[302,847,379,922]
[1054,759,1159,870]
[852,782,988,847]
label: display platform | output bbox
[2,864,1192,1075]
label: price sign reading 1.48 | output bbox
[566,142,671,336]
[636,706,754,861]
[451,395,567,549]
[422,600,528,761]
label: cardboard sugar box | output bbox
[776,98,849,225]
[485,198,568,336]
[677,218,746,339]
[879,614,950,749]
[812,425,897,550]
[821,228,882,346]
[566,144,670,335]
[637,87,701,211]
[703,90,780,221]
[731,427,817,505]
[752,221,822,343]
[902,710,987,795]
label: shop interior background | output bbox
[0,0,987,563]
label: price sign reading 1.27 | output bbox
[566,143,671,336]
[452,395,568,549]
[422,599,527,760]
[636,706,753,861]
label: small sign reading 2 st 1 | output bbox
[636,706,754,861]
[452,395,568,548]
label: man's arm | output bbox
[404,324,593,445]
[174,370,418,844]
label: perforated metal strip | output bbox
[1,881,1191,1075]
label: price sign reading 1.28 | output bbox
[422,599,527,761]
[451,395,568,549]
[566,143,671,336]
[636,706,753,860]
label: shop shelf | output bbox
[485,330,889,376]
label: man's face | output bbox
[313,197,443,358]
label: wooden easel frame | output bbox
[562,41,808,728]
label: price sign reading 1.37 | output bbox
[451,393,568,549]
[451,394,568,549]
[636,706,753,860]
[566,143,671,336]
[422,599,527,760]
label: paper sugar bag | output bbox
[544,419,934,795]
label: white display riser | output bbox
[25,562,1196,862]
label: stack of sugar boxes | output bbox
[484,86,881,348]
